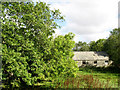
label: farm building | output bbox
[73,51,112,67]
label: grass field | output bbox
[77,71,118,88]
[54,66,120,88]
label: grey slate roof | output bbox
[73,51,109,61]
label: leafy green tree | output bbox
[79,42,89,51]
[104,28,120,67]
[1,2,78,88]
[95,39,106,51]
[73,41,89,51]
[89,41,96,51]
[73,41,82,51]
[89,39,106,51]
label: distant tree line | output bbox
[73,28,120,67]
[73,39,106,51]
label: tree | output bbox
[79,42,89,51]
[95,39,106,51]
[89,41,96,51]
[1,2,78,88]
[73,41,89,51]
[104,28,120,67]
[89,39,106,51]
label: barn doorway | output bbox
[82,61,86,64]
[94,61,97,64]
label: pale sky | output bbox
[34,0,119,43]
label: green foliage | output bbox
[89,41,96,51]
[104,28,120,67]
[73,39,106,52]
[73,41,89,51]
[1,2,78,88]
[89,39,106,51]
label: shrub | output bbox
[1,2,78,88]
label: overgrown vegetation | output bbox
[1,2,78,88]
[53,66,119,88]
[104,28,120,67]
[54,75,116,88]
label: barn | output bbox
[73,51,112,67]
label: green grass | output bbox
[54,66,119,88]
[77,71,118,88]
[78,66,119,88]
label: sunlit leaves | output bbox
[2,1,78,88]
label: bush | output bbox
[1,2,78,88]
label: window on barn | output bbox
[82,61,86,64]
[94,61,97,64]
[105,61,108,63]
[105,61,108,65]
